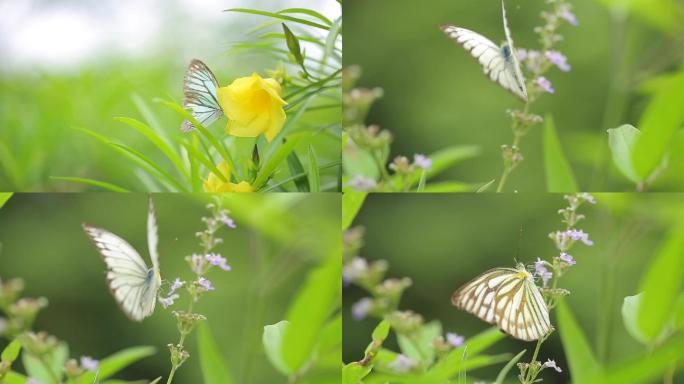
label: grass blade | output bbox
[198,324,234,384]
[494,349,526,384]
[307,145,320,192]
[286,151,309,191]
[177,139,228,183]
[278,8,333,26]
[224,8,330,30]
[50,177,131,192]
[557,299,602,382]
[254,133,312,189]
[543,114,579,192]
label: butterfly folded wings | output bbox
[451,264,552,341]
[181,59,224,132]
[440,0,528,102]
[82,198,161,322]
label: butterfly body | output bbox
[452,263,551,341]
[441,0,528,102]
[83,198,161,322]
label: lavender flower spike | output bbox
[536,77,555,94]
[446,332,465,347]
[80,356,99,372]
[197,277,215,291]
[545,51,571,72]
[413,154,433,171]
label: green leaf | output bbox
[75,346,156,384]
[263,320,291,375]
[429,327,505,379]
[422,181,474,193]
[176,139,228,183]
[543,115,578,192]
[0,193,12,208]
[254,133,312,189]
[637,218,684,341]
[286,152,309,192]
[407,146,480,186]
[343,362,372,384]
[198,324,234,384]
[23,342,69,383]
[416,170,427,191]
[397,321,441,366]
[494,349,526,384]
[50,177,132,192]
[632,71,684,180]
[342,192,367,230]
[1,340,22,363]
[307,145,320,192]
[1,371,27,384]
[622,294,649,345]
[557,299,602,381]
[372,320,391,342]
[278,8,333,26]
[224,8,331,30]
[607,124,641,183]
[282,254,341,372]
[282,23,304,65]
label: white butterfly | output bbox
[452,263,551,341]
[181,59,224,132]
[441,0,528,102]
[83,197,161,322]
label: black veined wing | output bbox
[181,59,224,132]
[452,264,551,341]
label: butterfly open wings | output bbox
[452,265,551,341]
[441,0,528,102]
[181,59,223,132]
[83,197,161,321]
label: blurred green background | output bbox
[343,0,684,191]
[0,0,341,191]
[0,193,340,382]
[343,193,684,383]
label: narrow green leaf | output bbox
[224,8,330,30]
[254,133,312,189]
[282,254,341,372]
[177,139,228,183]
[342,192,367,230]
[632,71,684,179]
[286,152,309,192]
[476,179,496,193]
[407,146,481,186]
[607,124,641,183]
[494,349,526,384]
[281,23,304,65]
[198,324,234,384]
[263,320,291,375]
[416,170,427,191]
[74,346,156,384]
[1,340,21,363]
[557,299,602,381]
[278,8,333,26]
[343,362,372,384]
[307,145,320,192]
[0,193,12,208]
[323,17,343,66]
[429,327,505,378]
[543,115,578,192]
[50,177,131,192]
[420,181,474,192]
[637,218,684,341]
[397,321,441,366]
[372,320,391,342]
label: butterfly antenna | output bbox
[515,225,524,263]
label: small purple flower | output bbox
[346,175,377,192]
[545,51,571,72]
[205,253,231,271]
[159,294,179,308]
[534,258,553,287]
[169,278,185,295]
[197,277,215,291]
[517,48,528,61]
[559,252,576,265]
[351,297,373,320]
[560,9,578,26]
[342,257,368,286]
[219,212,237,229]
[536,77,555,93]
[567,229,593,246]
[544,358,563,373]
[80,356,99,372]
[446,332,465,347]
[388,354,417,373]
[413,154,432,171]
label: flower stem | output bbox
[523,334,546,383]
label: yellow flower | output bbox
[203,162,255,192]
[218,73,287,142]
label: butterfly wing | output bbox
[501,0,528,101]
[83,224,158,321]
[181,59,223,132]
[147,197,159,273]
[452,266,551,341]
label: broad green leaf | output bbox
[429,327,505,379]
[607,124,641,183]
[543,115,578,192]
[397,321,441,366]
[342,142,380,180]
[632,71,684,179]
[1,371,27,384]
[75,346,156,384]
[343,362,372,384]
[637,218,684,341]
[494,349,526,384]
[0,193,12,208]
[675,294,684,330]
[621,294,649,345]
[1,340,21,363]
[23,341,69,383]
[198,323,234,384]
[557,300,601,381]
[407,146,480,186]
[318,314,342,356]
[422,181,474,193]
[282,254,341,372]
[50,177,132,193]
[342,192,367,230]
[263,320,291,375]
[307,145,320,192]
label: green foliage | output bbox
[263,321,291,375]
[0,193,11,208]
[197,324,234,384]
[557,299,602,382]
[342,192,367,230]
[607,124,641,184]
[74,347,157,384]
[22,341,69,383]
[494,349,526,384]
[543,115,578,192]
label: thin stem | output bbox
[523,335,546,383]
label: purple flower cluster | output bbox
[534,258,553,287]
[351,297,373,320]
[413,154,432,171]
[446,332,465,347]
[346,175,377,192]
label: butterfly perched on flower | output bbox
[452,263,551,341]
[83,197,161,321]
[181,59,223,132]
[441,0,528,102]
